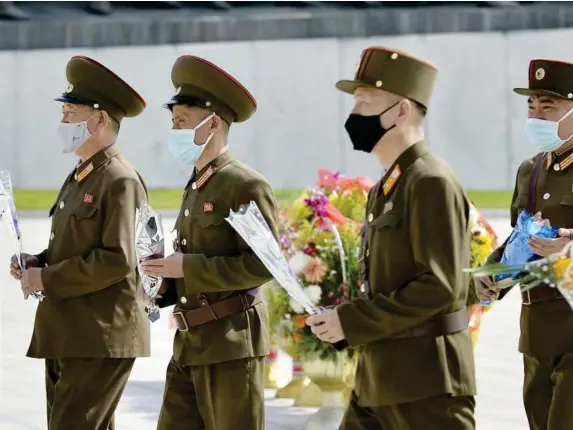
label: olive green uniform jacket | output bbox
[337,141,476,407]
[486,151,573,357]
[159,151,279,366]
[27,145,150,359]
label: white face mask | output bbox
[57,116,95,154]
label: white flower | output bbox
[305,285,322,305]
[289,251,312,274]
[289,298,304,314]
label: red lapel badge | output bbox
[203,202,213,213]
[83,194,94,204]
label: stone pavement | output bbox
[0,217,530,429]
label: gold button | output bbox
[543,193,551,200]
[50,232,55,240]
[375,80,382,88]
[205,101,211,107]
[181,239,187,246]
[554,164,561,171]
[191,183,197,190]
[93,103,99,109]
[59,201,65,209]
[391,53,398,60]
[180,297,187,304]
[184,209,190,217]
[568,93,573,99]
[368,213,374,222]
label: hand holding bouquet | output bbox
[135,201,165,322]
[0,170,43,300]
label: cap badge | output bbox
[535,68,545,80]
[65,83,74,93]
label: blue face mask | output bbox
[168,113,215,166]
[525,107,573,153]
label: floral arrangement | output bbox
[467,203,499,345]
[271,169,373,362]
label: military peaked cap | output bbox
[336,46,438,109]
[514,59,573,101]
[55,56,146,123]
[163,55,257,124]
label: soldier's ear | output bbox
[97,110,110,130]
[395,99,413,126]
[211,114,223,133]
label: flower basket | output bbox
[269,169,372,363]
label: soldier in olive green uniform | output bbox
[9,56,150,430]
[476,59,573,430]
[306,46,476,430]
[141,55,278,430]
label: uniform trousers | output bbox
[157,356,265,430]
[45,357,135,430]
[340,391,475,430]
[523,352,573,430]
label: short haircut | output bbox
[411,100,427,118]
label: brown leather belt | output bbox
[522,284,563,305]
[172,289,262,332]
[389,309,469,339]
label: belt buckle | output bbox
[172,311,189,332]
[522,289,531,306]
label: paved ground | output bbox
[0,217,530,429]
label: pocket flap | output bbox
[71,205,98,219]
[560,195,573,207]
[195,213,226,227]
[373,213,401,229]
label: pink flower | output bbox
[303,257,328,284]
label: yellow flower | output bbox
[552,257,572,281]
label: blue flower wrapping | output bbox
[494,209,558,282]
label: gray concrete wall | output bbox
[1,4,572,51]
[1,29,572,190]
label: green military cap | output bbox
[336,46,438,109]
[55,56,146,123]
[514,59,573,101]
[163,55,257,124]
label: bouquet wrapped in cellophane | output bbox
[476,209,558,305]
[466,242,573,310]
[135,201,165,322]
[0,170,43,300]
[226,201,320,315]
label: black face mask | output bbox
[344,102,399,153]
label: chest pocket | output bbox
[560,195,573,208]
[71,205,98,220]
[372,212,402,230]
[190,212,235,256]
